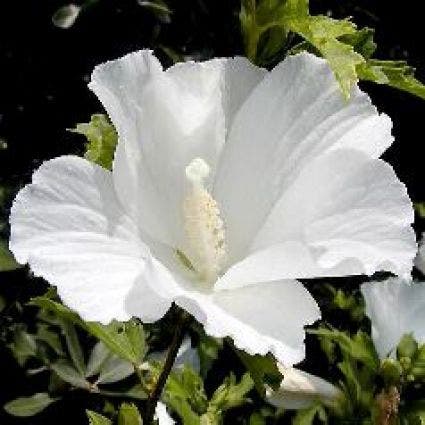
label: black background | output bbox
[0,1,424,423]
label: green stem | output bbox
[144,308,189,424]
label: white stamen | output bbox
[183,158,226,283]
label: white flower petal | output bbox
[217,149,415,289]
[214,52,393,260]
[361,278,425,359]
[9,156,170,323]
[148,337,200,372]
[89,51,265,246]
[266,366,341,410]
[175,280,320,366]
[155,402,175,425]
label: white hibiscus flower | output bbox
[361,278,425,359]
[9,50,416,367]
[155,402,175,425]
[266,366,341,410]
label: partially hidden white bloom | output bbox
[10,50,416,367]
[361,278,425,359]
[155,402,175,425]
[149,336,200,373]
[266,366,341,410]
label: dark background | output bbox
[0,1,424,423]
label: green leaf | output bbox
[197,333,222,378]
[4,393,59,417]
[52,4,81,29]
[97,356,134,384]
[327,286,364,322]
[85,321,146,364]
[237,351,283,396]
[339,27,376,59]
[0,239,21,271]
[358,59,425,99]
[118,403,143,425]
[138,0,172,23]
[397,333,418,359]
[414,202,425,218]
[31,296,146,364]
[35,323,64,356]
[293,402,327,425]
[310,327,379,370]
[60,321,86,375]
[8,325,37,366]
[51,360,90,389]
[70,114,118,170]
[288,15,364,98]
[86,342,111,377]
[239,0,303,63]
[239,0,364,98]
[86,410,113,425]
[208,373,254,413]
[410,343,425,379]
[165,365,208,414]
[249,412,266,425]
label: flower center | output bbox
[182,158,226,283]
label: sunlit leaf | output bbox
[70,114,118,170]
[87,410,113,425]
[358,59,425,99]
[118,403,143,425]
[208,373,254,413]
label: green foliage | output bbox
[398,334,419,359]
[240,0,425,99]
[87,410,113,425]
[7,324,38,366]
[311,326,379,416]
[31,295,147,364]
[51,360,90,389]
[0,239,21,271]
[293,402,327,425]
[236,350,283,396]
[164,364,208,422]
[326,285,365,322]
[240,0,364,97]
[71,114,118,170]
[414,202,425,218]
[207,372,254,414]
[197,332,223,378]
[138,0,172,23]
[118,403,143,425]
[358,60,425,99]
[4,393,59,417]
[161,364,253,425]
[311,327,379,370]
[290,16,364,98]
